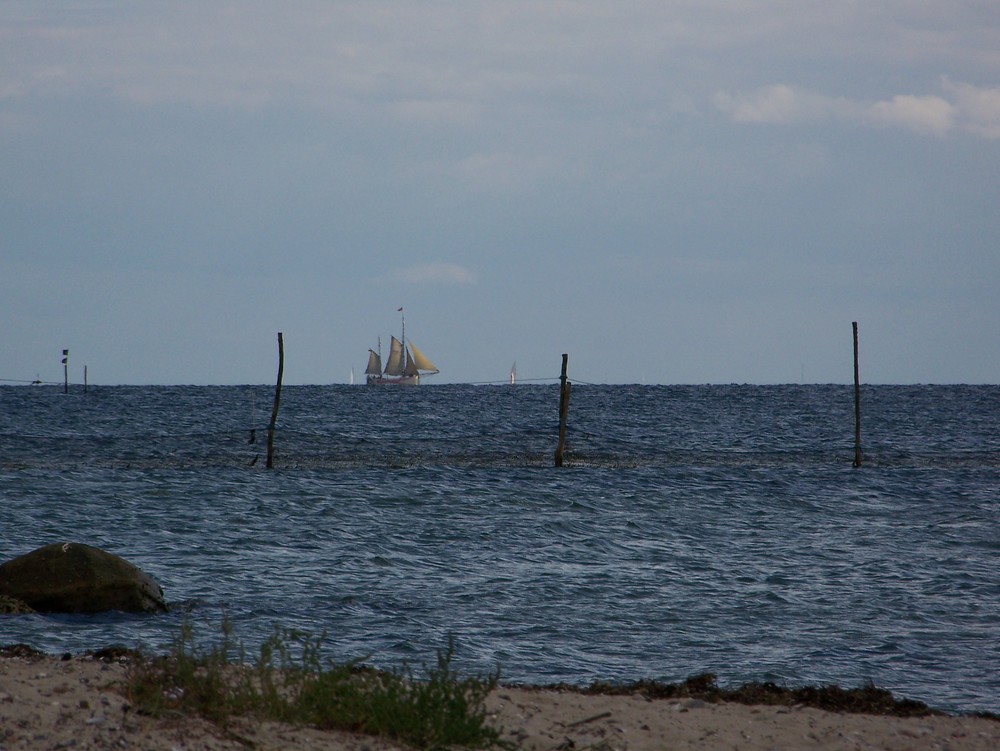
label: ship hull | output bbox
[366,374,420,386]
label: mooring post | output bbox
[266,332,284,469]
[555,353,571,467]
[853,321,862,468]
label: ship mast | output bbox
[400,307,406,357]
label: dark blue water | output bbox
[2,384,998,714]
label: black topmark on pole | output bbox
[61,349,69,394]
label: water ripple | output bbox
[1,384,998,714]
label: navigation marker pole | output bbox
[555,353,572,467]
[266,332,284,470]
[853,322,862,468]
[61,349,69,394]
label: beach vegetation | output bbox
[124,619,509,750]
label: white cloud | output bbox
[713,85,858,125]
[943,78,1000,139]
[868,94,955,136]
[389,263,478,285]
[716,80,1000,139]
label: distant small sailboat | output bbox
[510,362,517,385]
[365,309,439,386]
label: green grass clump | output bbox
[125,620,508,750]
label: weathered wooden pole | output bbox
[62,349,69,394]
[266,332,284,469]
[853,321,862,468]
[555,353,571,467]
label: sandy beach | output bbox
[2,651,998,750]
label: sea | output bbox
[1,383,998,715]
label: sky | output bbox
[2,2,998,385]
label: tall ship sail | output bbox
[366,311,439,386]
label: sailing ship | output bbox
[365,311,439,386]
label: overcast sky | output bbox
[2,2,998,385]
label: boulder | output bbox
[0,543,167,614]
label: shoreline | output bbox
[2,650,998,750]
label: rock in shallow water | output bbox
[0,542,167,614]
[0,593,35,613]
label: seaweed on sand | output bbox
[541,672,945,718]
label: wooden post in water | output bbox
[852,321,862,468]
[266,332,284,469]
[555,353,571,467]
[62,349,69,394]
